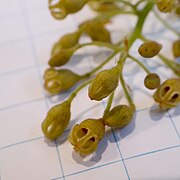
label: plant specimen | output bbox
[42,0,180,155]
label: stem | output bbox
[79,41,122,51]
[128,1,154,48]
[103,92,114,116]
[117,52,133,105]
[128,54,151,74]
[68,80,93,103]
[80,51,118,78]
[153,10,180,37]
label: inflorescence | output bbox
[42,0,180,155]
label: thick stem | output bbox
[128,1,154,48]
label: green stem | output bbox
[153,10,180,37]
[128,54,151,74]
[117,52,133,105]
[68,80,93,103]
[79,41,122,51]
[103,92,114,116]
[128,1,154,48]
[80,51,118,78]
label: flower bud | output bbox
[49,48,74,67]
[153,78,180,109]
[138,41,162,58]
[49,0,67,19]
[42,100,71,140]
[62,0,88,14]
[44,68,81,94]
[156,0,175,13]
[172,40,180,58]
[144,73,161,90]
[52,31,81,55]
[68,118,105,155]
[88,67,119,101]
[103,104,135,128]
[80,21,111,43]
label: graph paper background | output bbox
[0,0,180,180]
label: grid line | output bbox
[167,111,180,140]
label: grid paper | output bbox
[0,1,180,180]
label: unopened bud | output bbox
[42,100,71,140]
[138,41,162,58]
[88,67,119,101]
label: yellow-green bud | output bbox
[49,0,67,19]
[68,118,105,155]
[144,73,161,90]
[62,0,88,14]
[156,0,175,13]
[49,48,74,67]
[44,68,81,94]
[80,21,111,43]
[88,67,120,101]
[52,31,81,54]
[153,78,180,109]
[42,100,71,140]
[138,41,162,58]
[103,104,135,128]
[172,40,180,58]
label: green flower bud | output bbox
[153,78,180,109]
[49,0,67,19]
[88,67,120,101]
[103,104,135,128]
[49,48,74,67]
[156,0,175,13]
[52,31,81,55]
[42,100,71,140]
[138,41,162,58]
[172,40,180,58]
[80,21,111,43]
[62,0,88,14]
[68,118,105,155]
[144,73,161,90]
[44,68,81,94]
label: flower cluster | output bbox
[41,0,180,155]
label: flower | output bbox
[68,118,105,155]
[153,78,180,109]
